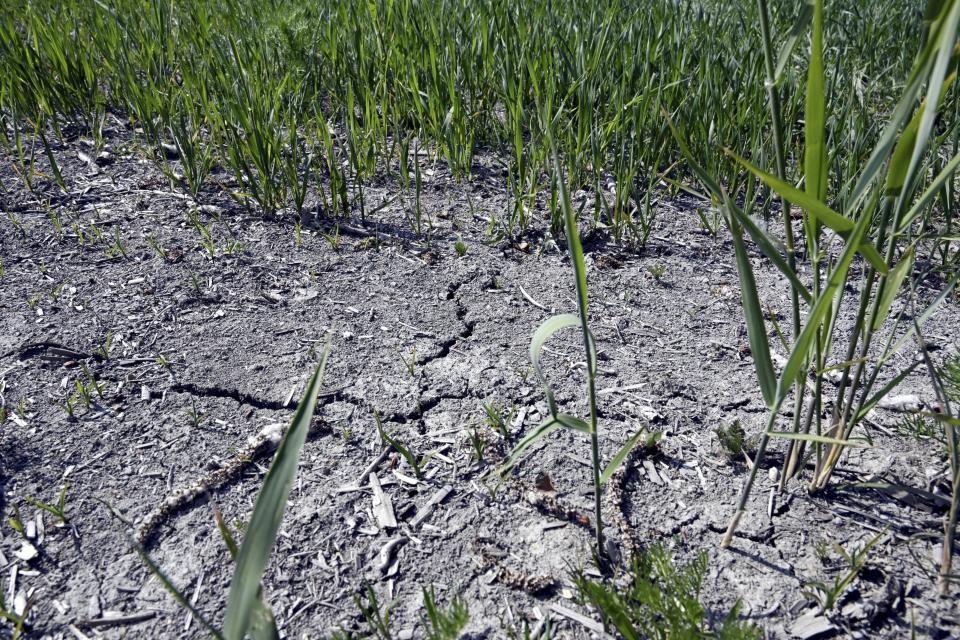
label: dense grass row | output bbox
[0,0,937,243]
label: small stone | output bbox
[16,541,38,562]
[791,612,835,639]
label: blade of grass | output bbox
[223,345,331,640]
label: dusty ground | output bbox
[1,124,959,639]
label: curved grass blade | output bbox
[728,202,812,304]
[498,416,561,476]
[556,413,592,433]
[223,345,331,640]
[600,429,647,485]
[531,313,581,416]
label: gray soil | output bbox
[1,123,958,639]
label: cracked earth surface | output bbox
[1,129,959,638]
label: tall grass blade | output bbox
[728,208,777,408]
[223,345,331,640]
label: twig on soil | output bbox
[76,610,158,628]
[410,484,453,527]
[517,284,547,311]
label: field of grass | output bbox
[0,0,941,236]
[1,0,959,637]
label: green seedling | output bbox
[61,393,77,419]
[421,586,469,640]
[94,331,113,360]
[714,420,755,461]
[468,426,486,462]
[646,264,667,280]
[74,379,92,408]
[187,398,204,428]
[322,226,342,251]
[146,234,165,259]
[105,227,127,259]
[46,208,63,238]
[26,484,70,525]
[499,152,649,561]
[482,401,513,438]
[7,503,26,538]
[354,584,394,640]
[398,347,417,379]
[696,207,722,236]
[188,210,218,257]
[375,411,428,479]
[188,271,204,295]
[0,586,33,639]
[454,239,467,257]
[803,531,886,611]
[155,354,173,371]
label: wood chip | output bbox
[548,603,609,636]
[356,448,391,485]
[642,459,663,485]
[370,474,397,529]
[518,284,547,310]
[410,485,453,527]
[16,542,38,562]
[377,537,407,572]
[790,612,835,639]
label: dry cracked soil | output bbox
[1,125,959,639]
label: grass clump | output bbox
[575,543,759,640]
[714,420,754,461]
[421,587,469,640]
[804,531,885,612]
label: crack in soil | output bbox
[169,381,296,411]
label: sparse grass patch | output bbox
[575,543,760,639]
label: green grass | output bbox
[575,543,760,640]
[3,0,960,631]
[0,0,936,243]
